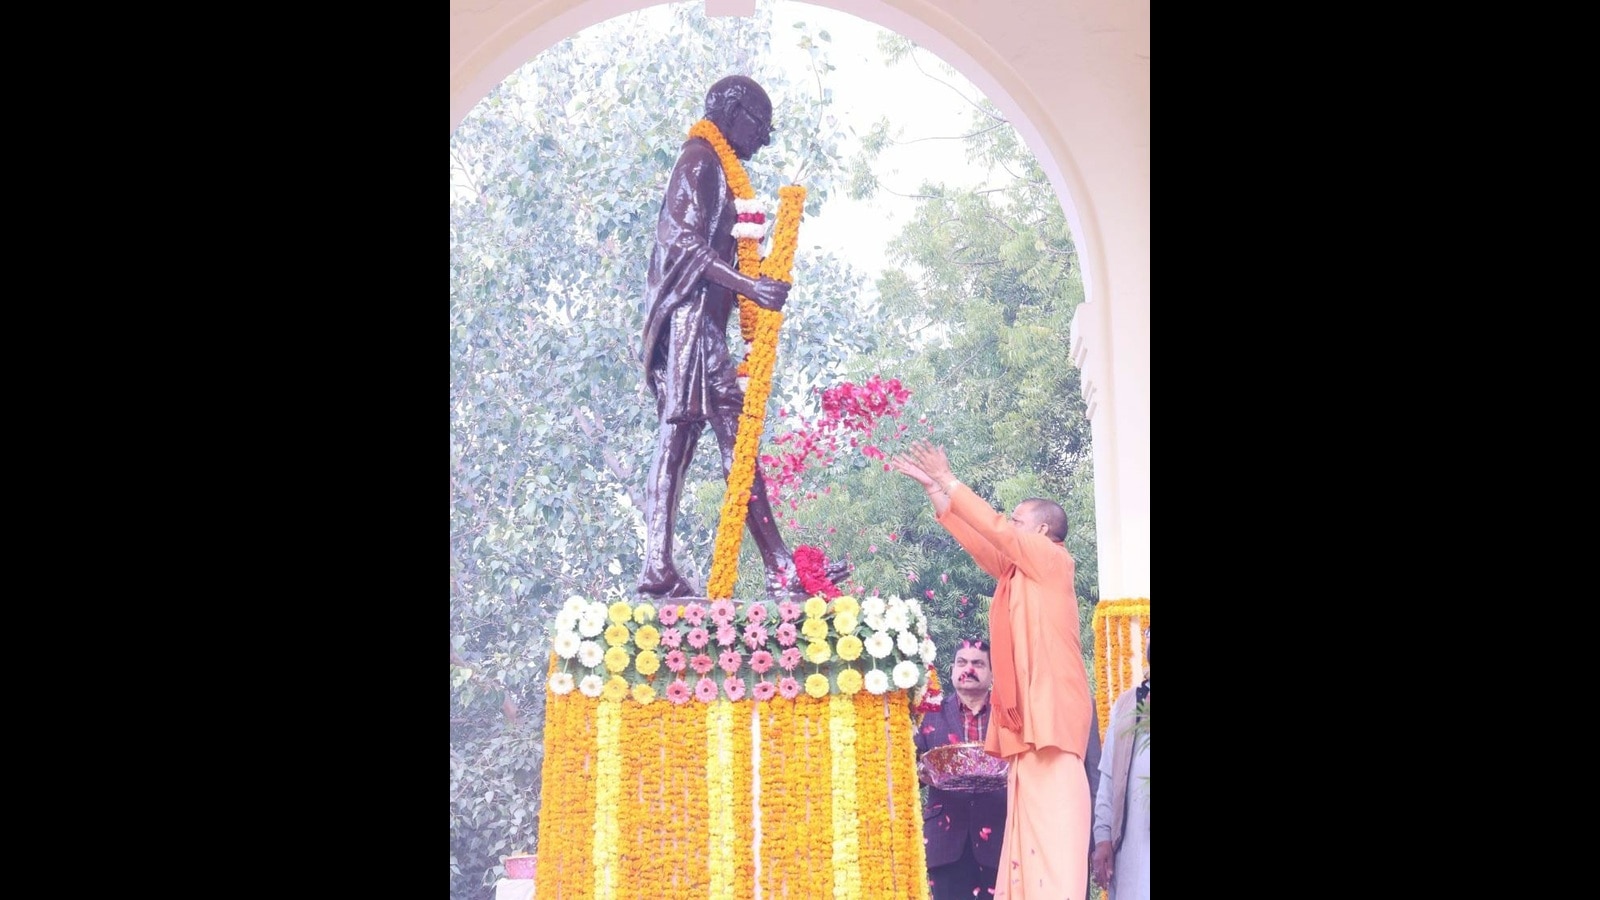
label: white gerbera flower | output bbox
[548,672,575,695]
[864,631,894,659]
[897,630,920,656]
[552,632,580,659]
[577,640,604,668]
[578,674,605,698]
[892,660,921,689]
[861,595,886,618]
[577,606,606,637]
[563,594,588,616]
[864,669,890,695]
[920,638,938,665]
[885,605,911,632]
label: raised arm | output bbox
[890,444,1007,578]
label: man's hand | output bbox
[1092,840,1115,888]
[887,453,936,490]
[746,276,790,312]
[904,440,955,487]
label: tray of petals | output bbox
[920,741,1009,794]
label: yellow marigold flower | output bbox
[833,610,859,634]
[806,640,832,665]
[836,668,863,694]
[608,601,634,625]
[634,649,660,676]
[602,675,629,702]
[604,645,630,674]
[835,634,864,661]
[632,603,656,624]
[631,683,656,705]
[804,596,828,619]
[633,624,661,651]
[805,673,830,698]
[832,595,860,618]
[801,617,830,642]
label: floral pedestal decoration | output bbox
[535,593,937,900]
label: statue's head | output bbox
[705,75,773,161]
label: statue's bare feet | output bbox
[765,563,807,601]
[824,558,851,588]
[638,570,698,600]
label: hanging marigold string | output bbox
[1091,598,1150,742]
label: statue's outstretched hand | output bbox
[747,276,790,312]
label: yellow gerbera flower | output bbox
[631,683,656,705]
[602,675,629,701]
[835,634,864,661]
[634,649,660,676]
[801,618,830,642]
[604,623,631,647]
[806,640,832,665]
[804,596,828,619]
[836,668,863,694]
[604,645,630,673]
[633,625,661,651]
[632,603,656,624]
[608,601,634,625]
[805,673,830,698]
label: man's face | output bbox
[951,647,992,692]
[1008,503,1043,537]
[725,99,774,160]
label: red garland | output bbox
[793,544,841,599]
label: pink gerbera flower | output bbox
[722,677,746,701]
[666,680,691,705]
[742,623,769,649]
[777,676,801,699]
[690,653,715,675]
[777,600,802,622]
[718,650,744,675]
[658,605,680,627]
[686,627,710,649]
[746,604,768,625]
[775,622,799,647]
[694,677,719,703]
[709,599,736,626]
[659,628,683,649]
[779,647,803,671]
[683,603,707,626]
[665,649,688,673]
[751,680,777,701]
[716,623,738,647]
[750,650,775,674]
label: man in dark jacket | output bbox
[915,639,1007,900]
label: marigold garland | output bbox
[698,119,806,598]
[828,694,863,900]
[853,692,893,900]
[1092,598,1150,742]
[591,699,622,900]
[734,705,756,899]
[706,700,735,900]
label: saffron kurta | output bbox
[936,483,1093,899]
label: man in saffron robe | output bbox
[637,75,795,599]
[891,441,1093,900]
